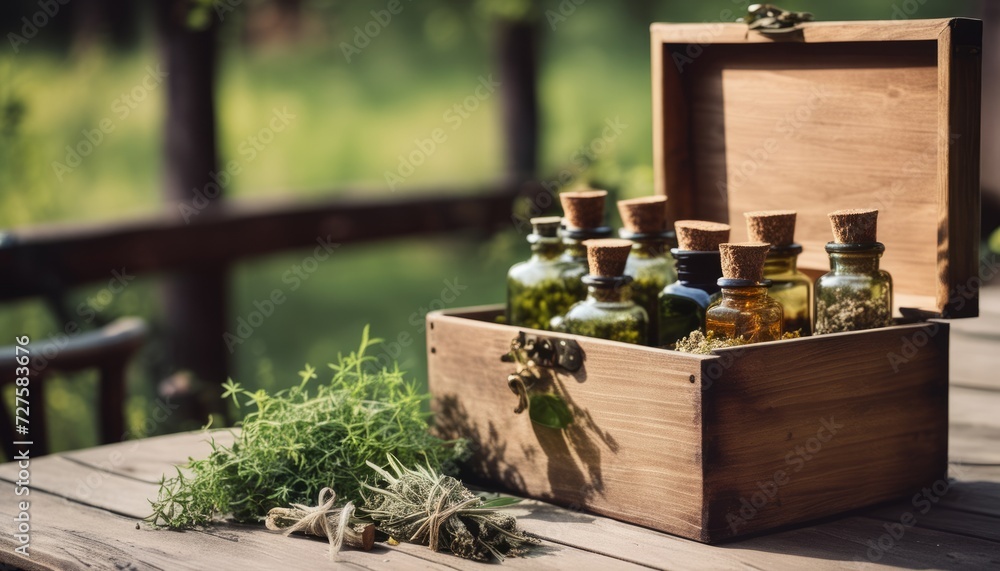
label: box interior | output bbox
[654,35,977,317]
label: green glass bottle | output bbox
[618,196,676,346]
[815,209,894,334]
[556,189,613,313]
[558,239,648,345]
[658,220,729,347]
[506,216,577,331]
[745,210,813,335]
[706,243,784,344]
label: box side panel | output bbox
[428,311,709,540]
[937,19,982,318]
[702,323,949,541]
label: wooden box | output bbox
[427,18,981,543]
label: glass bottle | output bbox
[621,231,676,346]
[559,239,648,344]
[762,244,813,336]
[705,281,784,343]
[814,243,893,334]
[658,250,723,347]
[559,225,613,306]
[506,217,578,331]
[559,275,648,344]
[557,189,613,312]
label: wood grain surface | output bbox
[651,18,981,318]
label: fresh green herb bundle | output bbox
[148,328,465,529]
[361,456,538,562]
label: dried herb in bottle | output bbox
[745,210,813,335]
[618,196,677,346]
[705,243,784,344]
[506,216,578,330]
[658,220,729,347]
[555,189,614,323]
[815,209,893,334]
[557,239,648,344]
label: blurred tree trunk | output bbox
[72,0,139,53]
[497,17,539,182]
[155,0,229,424]
[980,0,1000,236]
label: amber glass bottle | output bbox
[814,209,893,334]
[506,217,577,331]
[559,239,648,344]
[658,220,729,347]
[706,243,784,344]
[745,210,812,335]
[762,245,812,335]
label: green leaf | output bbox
[990,226,1000,255]
[528,393,573,430]
[478,496,522,509]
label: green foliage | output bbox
[147,328,466,528]
[527,393,573,429]
[990,227,1000,255]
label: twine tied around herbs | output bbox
[265,487,375,557]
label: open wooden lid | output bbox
[651,18,981,318]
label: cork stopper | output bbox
[617,196,668,234]
[530,216,562,238]
[828,208,878,244]
[583,238,632,278]
[560,189,608,230]
[720,242,771,282]
[744,210,796,247]
[674,220,730,251]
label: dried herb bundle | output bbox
[265,488,376,557]
[362,456,538,562]
[147,328,465,529]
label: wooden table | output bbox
[2,289,1000,570]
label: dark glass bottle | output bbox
[506,217,578,331]
[658,250,723,347]
[621,231,676,346]
[762,244,813,336]
[814,243,893,334]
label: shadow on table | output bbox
[715,479,1000,571]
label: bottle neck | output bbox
[562,227,613,261]
[630,240,668,259]
[672,250,723,292]
[586,283,630,303]
[826,245,883,274]
[530,238,563,261]
[563,239,587,261]
[720,286,770,305]
[764,251,799,274]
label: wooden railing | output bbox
[0,3,542,439]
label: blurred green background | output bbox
[0,0,990,453]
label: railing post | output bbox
[156,0,228,421]
[497,17,539,183]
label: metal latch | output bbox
[739,4,813,36]
[500,331,582,373]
